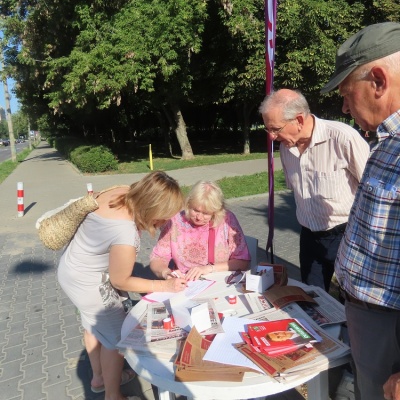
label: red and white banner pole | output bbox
[87,183,93,194]
[17,182,24,217]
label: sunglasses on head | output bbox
[225,270,245,285]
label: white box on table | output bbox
[170,293,211,333]
[245,265,274,293]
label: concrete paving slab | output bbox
[0,142,304,400]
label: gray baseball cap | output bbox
[321,22,400,93]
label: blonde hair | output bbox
[109,171,183,236]
[184,181,226,227]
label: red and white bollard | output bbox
[87,183,93,194]
[17,182,24,217]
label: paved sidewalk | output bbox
[0,142,303,400]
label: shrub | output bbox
[70,145,118,173]
[54,136,87,157]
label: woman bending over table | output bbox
[57,171,185,400]
[150,180,250,281]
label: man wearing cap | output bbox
[321,22,400,400]
[259,89,369,292]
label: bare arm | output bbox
[109,245,186,293]
[150,258,182,279]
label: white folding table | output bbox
[121,273,350,400]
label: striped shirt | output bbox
[335,110,400,310]
[280,116,370,231]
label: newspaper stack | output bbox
[234,307,350,380]
[245,285,346,327]
[175,327,251,382]
[117,299,224,359]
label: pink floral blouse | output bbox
[150,210,250,274]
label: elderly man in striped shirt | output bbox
[321,22,400,400]
[259,88,370,292]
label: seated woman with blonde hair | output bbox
[150,180,250,281]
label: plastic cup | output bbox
[163,317,172,330]
[228,295,237,304]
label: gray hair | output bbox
[259,90,311,121]
[351,50,400,82]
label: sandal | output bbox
[91,369,136,393]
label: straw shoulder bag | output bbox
[36,185,129,250]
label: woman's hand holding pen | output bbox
[159,269,186,291]
[163,276,187,292]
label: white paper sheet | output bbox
[203,316,265,374]
[143,279,215,302]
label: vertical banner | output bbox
[265,0,277,262]
[265,0,277,95]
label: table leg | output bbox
[307,370,329,400]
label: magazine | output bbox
[146,302,188,343]
[263,285,317,309]
[235,316,350,380]
[298,286,346,327]
[116,309,183,360]
[245,318,321,356]
[118,297,224,359]
[240,331,307,357]
[234,341,317,377]
[246,285,346,328]
[244,293,273,313]
[174,327,250,382]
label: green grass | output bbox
[92,150,289,198]
[1,146,288,199]
[117,151,288,199]
[113,152,269,174]
[181,170,287,199]
[0,147,33,184]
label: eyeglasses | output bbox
[265,122,289,137]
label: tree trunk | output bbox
[242,102,251,155]
[158,108,173,157]
[1,55,17,162]
[27,119,32,150]
[169,102,194,160]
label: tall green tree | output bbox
[212,0,266,154]
[12,109,29,137]
[363,0,400,23]
[274,0,364,114]
[33,0,208,159]
[4,0,392,158]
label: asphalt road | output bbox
[0,141,30,162]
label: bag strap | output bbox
[208,223,215,265]
[94,185,130,199]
